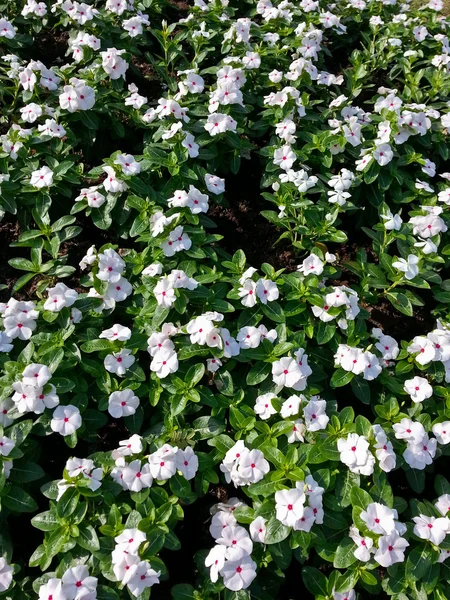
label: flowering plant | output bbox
[1,0,450,598]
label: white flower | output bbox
[217,524,253,560]
[374,532,409,567]
[30,166,53,188]
[176,447,198,480]
[114,528,147,553]
[220,555,257,591]
[38,578,65,600]
[62,565,97,599]
[205,545,227,582]
[338,433,373,474]
[275,488,305,527]
[280,395,301,418]
[205,173,225,195]
[393,418,425,443]
[126,561,160,596]
[404,376,432,403]
[433,422,450,445]
[207,358,222,372]
[22,363,52,387]
[403,435,437,470]
[150,348,179,378]
[148,444,178,480]
[20,102,42,123]
[51,405,82,436]
[122,460,153,492]
[100,324,131,341]
[274,145,296,170]
[249,516,267,543]
[114,153,141,176]
[255,279,279,304]
[373,143,393,166]
[0,436,14,457]
[349,525,373,561]
[413,514,450,545]
[303,398,329,431]
[381,210,402,231]
[209,511,237,539]
[333,591,355,600]
[272,357,302,388]
[298,254,324,276]
[254,393,277,420]
[361,503,396,535]
[104,349,135,376]
[287,419,306,443]
[237,449,270,484]
[237,326,261,349]
[408,336,436,365]
[238,279,257,307]
[392,254,420,280]
[108,389,140,418]
[44,283,78,312]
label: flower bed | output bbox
[1,0,450,598]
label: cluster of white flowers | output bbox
[11,363,81,436]
[0,298,38,342]
[272,348,313,391]
[393,418,438,470]
[112,528,160,597]
[408,324,450,381]
[350,502,408,567]
[338,433,375,476]
[205,498,257,591]
[44,283,79,313]
[38,565,97,599]
[275,475,324,531]
[372,425,396,472]
[81,248,133,311]
[111,441,198,490]
[327,168,355,206]
[335,344,382,381]
[153,269,198,308]
[57,457,104,499]
[238,269,279,307]
[254,392,329,435]
[220,441,270,487]
[312,284,360,329]
[12,363,58,415]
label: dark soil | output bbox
[209,156,298,272]
[33,31,69,66]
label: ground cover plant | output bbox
[2,0,450,598]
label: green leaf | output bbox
[260,301,285,323]
[264,516,290,544]
[57,487,79,519]
[406,469,425,494]
[78,524,100,552]
[316,321,336,345]
[9,460,45,483]
[246,361,271,386]
[185,363,205,387]
[330,368,354,388]
[386,291,413,317]
[3,485,38,512]
[351,377,371,404]
[171,584,196,600]
[333,537,358,568]
[302,566,328,596]
[31,511,59,531]
[350,486,373,510]
[406,545,438,580]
